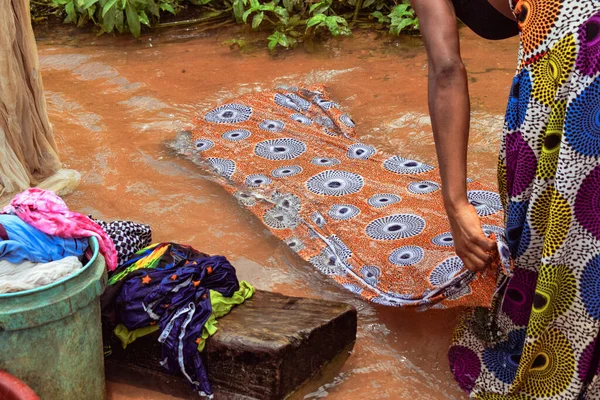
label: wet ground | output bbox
[34,23,519,399]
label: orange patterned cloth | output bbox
[187,85,510,309]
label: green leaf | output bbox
[103,4,116,31]
[121,0,126,9]
[309,2,320,13]
[362,0,374,8]
[283,0,292,12]
[115,9,124,32]
[138,10,150,26]
[277,32,289,47]
[274,6,288,22]
[102,0,117,17]
[233,0,245,22]
[252,11,263,28]
[242,8,252,23]
[325,15,339,35]
[393,17,416,33]
[370,10,388,23]
[159,2,175,14]
[267,31,281,50]
[126,1,141,37]
[64,1,77,23]
[82,0,98,10]
[306,14,325,27]
[249,0,258,8]
[146,0,159,17]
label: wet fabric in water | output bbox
[185,85,511,309]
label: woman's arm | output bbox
[411,0,496,272]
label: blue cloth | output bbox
[0,215,88,263]
[116,253,239,396]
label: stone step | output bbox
[105,290,357,399]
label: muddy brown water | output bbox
[33,23,519,399]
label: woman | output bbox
[411,0,600,397]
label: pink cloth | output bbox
[2,188,117,271]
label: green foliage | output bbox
[49,0,179,37]
[32,0,419,46]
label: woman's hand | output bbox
[447,202,497,272]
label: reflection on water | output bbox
[35,22,519,399]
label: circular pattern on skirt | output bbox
[577,339,600,382]
[290,113,312,126]
[271,165,303,178]
[315,116,335,129]
[310,157,341,167]
[577,13,600,76]
[367,194,401,208]
[365,214,426,241]
[432,232,454,247]
[360,265,381,286]
[505,69,532,131]
[564,77,600,157]
[328,204,361,220]
[384,156,435,175]
[233,191,256,207]
[389,246,424,266]
[575,165,600,241]
[502,267,538,326]
[347,143,376,160]
[204,103,252,124]
[581,254,600,320]
[207,158,236,179]
[274,93,311,112]
[263,207,299,230]
[506,200,530,258]
[194,139,214,152]
[271,192,302,212]
[222,129,251,141]
[529,264,577,337]
[482,329,526,384]
[340,114,355,128]
[313,95,338,110]
[468,190,503,216]
[255,138,307,160]
[448,345,481,392]
[306,170,365,197]
[259,119,286,132]
[328,235,352,260]
[311,211,326,227]
[309,248,348,276]
[429,256,464,287]
[407,181,440,195]
[514,0,562,55]
[518,328,576,397]
[284,236,305,253]
[506,131,537,197]
[245,174,273,187]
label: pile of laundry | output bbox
[0,188,120,293]
[0,188,254,398]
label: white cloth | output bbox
[0,256,82,293]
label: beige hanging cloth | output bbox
[0,0,61,195]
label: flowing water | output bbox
[33,22,520,399]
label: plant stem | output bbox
[352,0,362,22]
[154,14,227,28]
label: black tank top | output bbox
[452,0,519,40]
